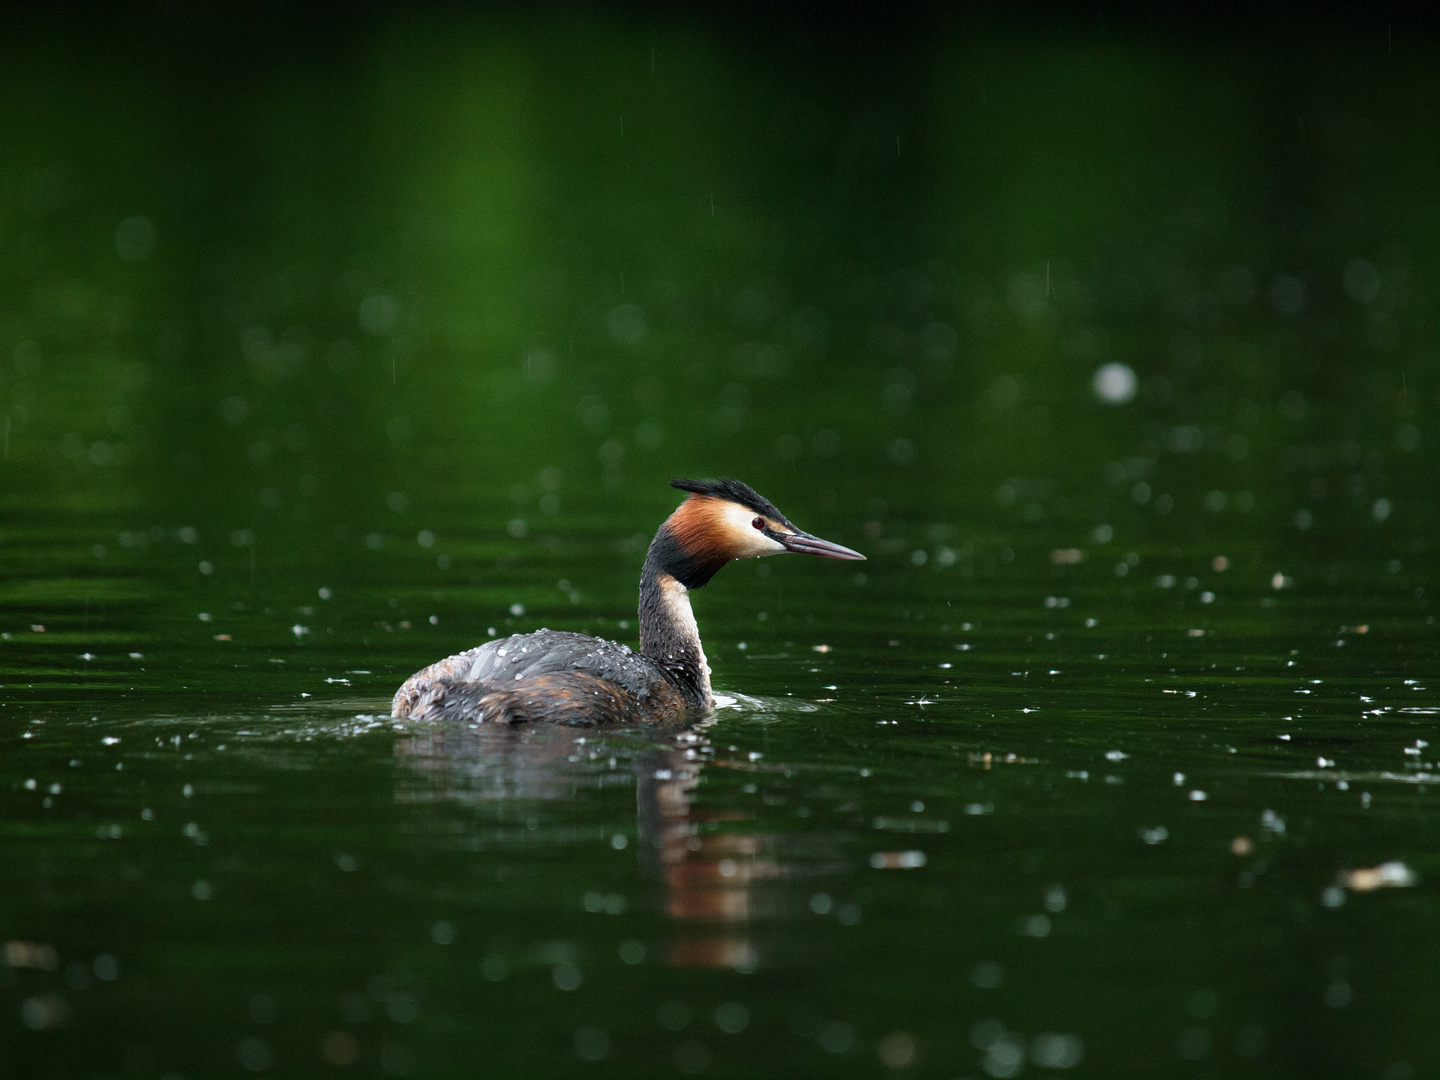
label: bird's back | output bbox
[391,629,687,725]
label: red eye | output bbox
[752,517,765,530]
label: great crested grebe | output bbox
[391,478,865,726]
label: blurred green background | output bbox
[3,5,1434,577]
[3,8,1440,1079]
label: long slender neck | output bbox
[639,540,712,710]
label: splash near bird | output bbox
[392,478,865,725]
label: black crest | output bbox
[669,477,790,525]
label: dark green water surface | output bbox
[2,8,1439,1078]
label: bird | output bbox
[391,478,865,726]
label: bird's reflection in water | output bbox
[393,722,630,804]
[634,730,783,970]
[393,721,778,970]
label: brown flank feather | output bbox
[402,671,685,726]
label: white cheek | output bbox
[749,533,786,558]
[719,502,787,558]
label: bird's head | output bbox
[654,477,865,588]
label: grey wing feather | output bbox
[457,631,653,688]
[392,630,665,720]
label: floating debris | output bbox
[969,752,1036,767]
[1231,836,1254,856]
[5,941,58,970]
[872,816,950,834]
[1343,861,1416,892]
[869,851,926,870]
